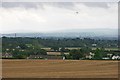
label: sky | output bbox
[0,2,118,33]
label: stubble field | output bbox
[2,60,118,78]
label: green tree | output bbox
[32,48,47,55]
[69,49,83,60]
[19,44,28,49]
[12,50,28,59]
[93,48,103,60]
[51,46,59,51]
[60,47,66,52]
[80,47,92,58]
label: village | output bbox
[2,46,120,60]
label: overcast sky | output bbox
[0,2,118,33]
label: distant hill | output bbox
[1,29,118,40]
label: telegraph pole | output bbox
[15,33,16,38]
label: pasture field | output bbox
[2,60,118,78]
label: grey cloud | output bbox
[45,2,75,10]
[83,2,109,8]
[0,2,117,33]
[2,2,44,9]
[2,2,110,10]
[2,2,74,9]
[0,1,2,7]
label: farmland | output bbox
[2,60,118,78]
[2,37,120,60]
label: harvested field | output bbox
[2,60,118,78]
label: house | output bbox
[16,46,20,49]
[85,52,95,59]
[2,53,13,58]
[29,55,64,60]
[85,55,92,59]
[102,57,110,60]
[112,55,120,60]
[90,52,95,56]
[6,48,9,51]
[92,44,97,47]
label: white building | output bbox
[112,55,120,60]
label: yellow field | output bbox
[2,60,118,78]
[47,52,61,55]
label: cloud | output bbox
[2,2,75,10]
[0,2,118,33]
[83,2,109,8]
[1,2,112,9]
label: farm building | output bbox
[29,55,65,60]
